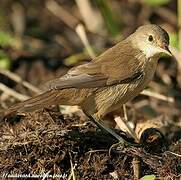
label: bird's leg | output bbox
[83,111,126,144]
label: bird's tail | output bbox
[3,89,62,117]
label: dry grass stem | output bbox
[114,105,139,142]
[75,24,96,59]
[123,105,139,142]
[0,83,29,101]
[75,0,104,33]
[165,151,181,158]
[141,89,174,103]
[0,69,41,94]
[46,0,78,29]
[46,0,96,59]
[132,156,141,179]
[68,152,76,180]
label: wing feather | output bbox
[44,39,145,90]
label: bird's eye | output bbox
[148,35,153,42]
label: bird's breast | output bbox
[127,57,158,93]
[101,59,157,106]
[142,57,158,83]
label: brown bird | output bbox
[4,24,171,140]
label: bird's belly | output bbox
[94,71,154,115]
[111,81,144,108]
[107,63,157,112]
[94,80,142,115]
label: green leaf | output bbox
[169,32,178,48]
[0,50,11,69]
[64,52,88,66]
[143,0,170,6]
[0,31,21,49]
[0,31,14,46]
[140,174,156,180]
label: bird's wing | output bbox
[44,40,145,90]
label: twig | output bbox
[75,24,96,59]
[85,149,108,154]
[114,105,139,142]
[164,151,181,158]
[141,89,174,103]
[132,156,141,180]
[42,171,51,180]
[68,152,76,180]
[0,83,29,101]
[46,0,96,59]
[123,105,139,142]
[75,0,104,33]
[46,0,78,29]
[0,69,41,94]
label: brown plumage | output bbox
[4,24,171,127]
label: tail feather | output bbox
[4,89,61,116]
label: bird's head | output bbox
[131,24,172,59]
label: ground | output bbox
[0,108,180,179]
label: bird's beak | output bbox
[159,45,172,56]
